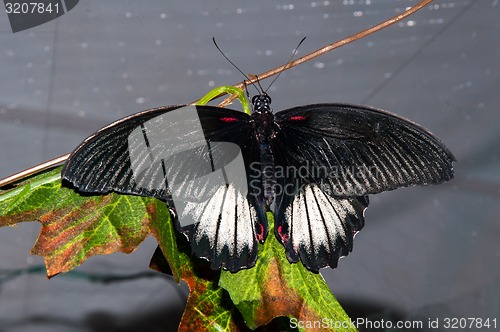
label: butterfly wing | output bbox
[273,103,455,196]
[62,105,267,272]
[273,177,369,271]
[272,103,455,271]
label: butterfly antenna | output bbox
[212,37,261,94]
[264,37,306,94]
[255,75,266,95]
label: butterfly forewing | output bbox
[62,105,267,272]
[272,103,455,198]
[62,105,185,200]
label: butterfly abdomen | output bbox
[259,142,276,208]
[252,111,277,208]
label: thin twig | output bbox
[0,0,432,189]
[0,153,70,188]
[214,0,433,107]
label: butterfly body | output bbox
[62,93,454,273]
[250,94,278,208]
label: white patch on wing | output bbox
[290,190,307,249]
[182,184,256,257]
[304,186,329,254]
[236,188,254,252]
[190,185,226,247]
[286,184,353,256]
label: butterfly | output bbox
[61,92,455,273]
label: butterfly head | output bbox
[251,94,272,114]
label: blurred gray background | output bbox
[0,0,498,331]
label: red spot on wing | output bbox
[220,117,238,123]
[277,225,289,243]
[256,223,265,242]
[289,115,306,121]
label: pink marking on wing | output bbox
[289,115,306,121]
[220,117,238,123]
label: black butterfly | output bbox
[62,93,455,272]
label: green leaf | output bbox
[0,167,150,277]
[219,213,356,331]
[178,269,247,332]
[148,197,249,331]
[0,167,249,330]
[1,167,354,331]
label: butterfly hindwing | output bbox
[62,105,267,272]
[274,175,368,272]
[177,107,268,271]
